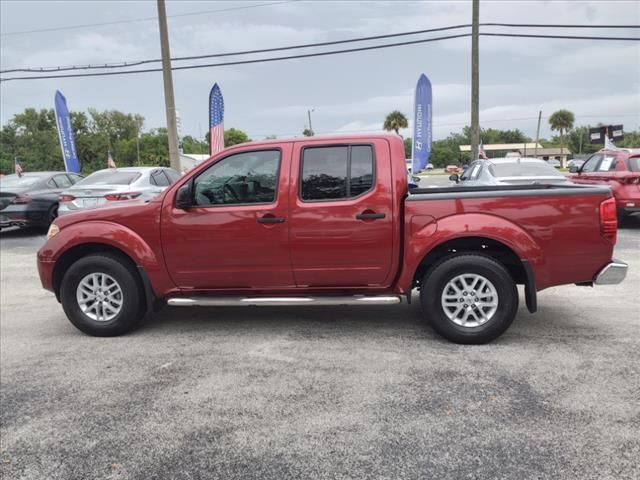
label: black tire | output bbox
[420,254,519,344]
[60,253,146,336]
[48,203,59,226]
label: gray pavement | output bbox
[1,221,639,480]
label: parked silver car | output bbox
[58,167,180,216]
[450,157,570,186]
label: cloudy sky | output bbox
[1,0,639,142]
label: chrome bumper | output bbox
[594,259,628,285]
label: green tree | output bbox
[182,135,208,154]
[383,110,408,135]
[224,128,251,146]
[548,109,575,167]
[620,130,640,148]
[0,109,62,172]
[302,128,313,137]
[404,137,412,158]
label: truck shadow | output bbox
[0,226,46,238]
[143,292,542,345]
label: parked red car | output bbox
[38,135,627,344]
[568,148,640,222]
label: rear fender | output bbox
[398,213,546,293]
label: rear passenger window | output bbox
[150,170,170,187]
[53,174,72,188]
[301,145,374,201]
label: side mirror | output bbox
[175,182,192,209]
[569,165,579,173]
[449,174,459,183]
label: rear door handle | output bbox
[356,212,385,220]
[257,215,286,224]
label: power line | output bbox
[1,31,638,83]
[0,24,472,74]
[3,23,638,74]
[0,1,295,37]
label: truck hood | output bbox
[53,197,156,230]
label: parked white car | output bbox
[58,167,180,216]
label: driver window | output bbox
[193,150,280,206]
[581,154,601,173]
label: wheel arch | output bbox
[52,243,153,311]
[411,236,537,313]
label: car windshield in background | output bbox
[490,162,563,177]
[629,157,640,172]
[77,171,141,185]
[0,174,42,188]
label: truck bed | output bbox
[408,183,611,198]
[403,183,614,291]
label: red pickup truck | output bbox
[38,134,628,344]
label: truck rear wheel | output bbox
[60,253,146,336]
[420,254,519,344]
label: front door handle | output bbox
[356,212,385,220]
[257,215,286,224]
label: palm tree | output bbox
[383,110,409,135]
[548,109,575,168]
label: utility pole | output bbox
[157,0,180,171]
[534,110,542,158]
[470,0,480,161]
[136,127,141,166]
[307,108,315,135]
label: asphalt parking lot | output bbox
[1,220,639,480]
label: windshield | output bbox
[490,162,563,177]
[0,174,42,189]
[76,171,141,186]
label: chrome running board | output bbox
[167,295,402,307]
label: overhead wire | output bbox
[1,31,638,83]
[2,23,638,75]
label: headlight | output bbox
[46,223,60,239]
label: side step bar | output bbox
[167,295,402,307]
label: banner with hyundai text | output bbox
[412,74,432,173]
[209,83,225,156]
[54,90,81,173]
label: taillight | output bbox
[104,192,142,201]
[599,197,617,245]
[58,194,76,202]
[11,194,32,204]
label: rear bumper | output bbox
[0,205,48,228]
[594,259,628,285]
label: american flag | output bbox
[15,158,23,177]
[209,83,225,156]
[107,150,117,169]
[479,140,488,160]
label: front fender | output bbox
[38,220,174,298]
[397,213,547,293]
[39,220,160,267]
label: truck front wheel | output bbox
[60,253,146,336]
[420,254,519,344]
